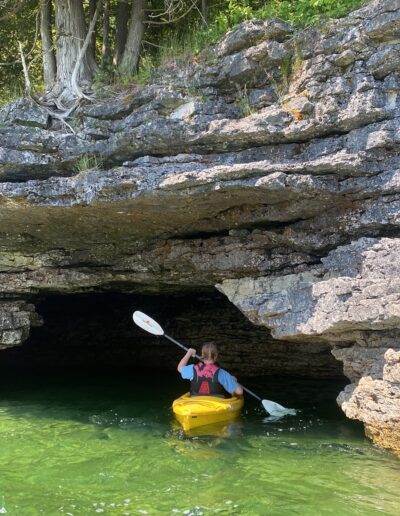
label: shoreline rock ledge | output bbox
[0,0,399,456]
[218,237,400,457]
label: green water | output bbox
[0,371,399,515]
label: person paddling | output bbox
[177,342,243,398]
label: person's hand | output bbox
[187,348,196,357]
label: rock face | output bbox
[218,237,400,456]
[217,238,400,341]
[0,0,399,455]
[335,348,400,457]
[0,301,42,349]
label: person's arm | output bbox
[218,369,243,396]
[177,348,196,373]
[234,384,243,396]
[231,375,243,396]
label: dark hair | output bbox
[201,342,218,362]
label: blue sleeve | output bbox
[218,369,239,394]
[181,364,194,380]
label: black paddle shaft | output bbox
[164,334,202,361]
[163,333,262,402]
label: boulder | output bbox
[0,98,49,128]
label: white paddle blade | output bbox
[262,399,297,417]
[132,311,164,336]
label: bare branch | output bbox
[195,0,208,26]
[148,0,184,19]
[18,40,32,96]
[142,39,167,49]
[145,0,197,25]
[0,59,22,67]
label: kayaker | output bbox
[177,342,243,398]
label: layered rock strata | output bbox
[335,348,400,457]
[218,237,400,455]
[0,0,399,454]
[0,301,42,349]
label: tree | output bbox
[88,0,98,61]
[101,0,112,70]
[1,0,208,109]
[113,0,130,67]
[40,0,56,91]
[118,0,147,78]
[201,0,208,25]
[48,0,100,106]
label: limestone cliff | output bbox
[0,0,399,455]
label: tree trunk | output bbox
[40,0,56,91]
[101,0,111,70]
[201,0,208,26]
[53,0,99,104]
[113,0,130,67]
[88,0,97,61]
[118,0,146,78]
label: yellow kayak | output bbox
[172,392,244,431]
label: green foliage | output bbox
[74,154,103,174]
[92,71,111,97]
[279,55,293,92]
[255,0,369,27]
[0,0,41,103]
[144,0,369,85]
[0,0,370,100]
[214,0,254,34]
[111,55,155,89]
[134,65,153,86]
[160,32,196,63]
[235,84,255,117]
[0,80,25,107]
[183,0,369,56]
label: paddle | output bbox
[132,310,295,417]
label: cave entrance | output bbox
[0,291,344,379]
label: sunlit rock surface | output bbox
[0,0,399,454]
[335,348,400,457]
[218,237,400,455]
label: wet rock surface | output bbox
[0,0,399,455]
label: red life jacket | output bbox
[190,362,229,398]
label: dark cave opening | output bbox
[0,291,344,379]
